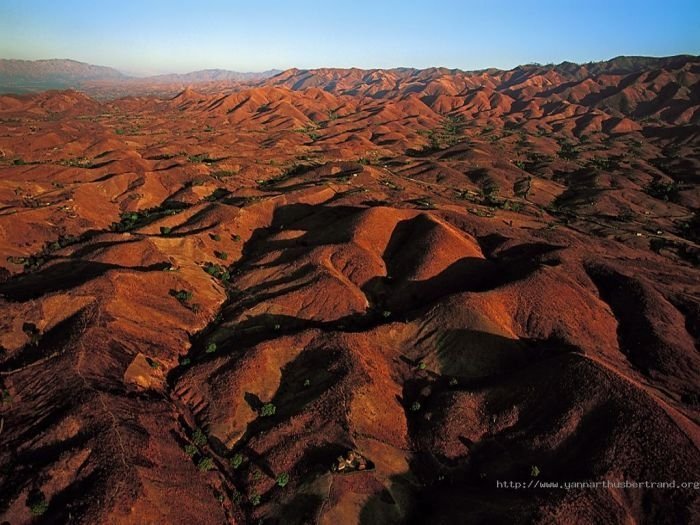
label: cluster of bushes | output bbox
[26,491,49,516]
[110,204,183,233]
[147,153,178,161]
[645,179,680,202]
[258,162,318,188]
[203,262,230,282]
[58,157,94,168]
[187,153,221,164]
[587,156,621,171]
[260,403,276,417]
[182,428,215,471]
[557,140,580,161]
[513,152,553,175]
[6,233,83,271]
[419,114,467,152]
[169,289,198,312]
[204,188,230,201]
[1,387,12,405]
[293,123,322,141]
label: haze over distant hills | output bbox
[145,69,282,83]
[0,58,280,95]
[0,58,126,90]
[0,55,698,100]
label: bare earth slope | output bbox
[0,56,699,524]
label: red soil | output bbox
[0,56,699,524]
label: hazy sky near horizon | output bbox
[0,0,698,75]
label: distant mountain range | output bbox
[0,58,280,94]
[0,56,697,100]
[0,59,126,90]
[145,69,281,83]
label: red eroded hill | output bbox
[0,56,699,524]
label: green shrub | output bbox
[192,428,207,447]
[645,180,679,202]
[188,153,218,164]
[557,141,579,161]
[184,444,198,457]
[214,251,228,260]
[410,401,421,412]
[148,153,177,160]
[500,200,524,212]
[276,472,290,487]
[160,226,172,235]
[111,211,141,232]
[441,114,465,142]
[260,403,276,417]
[169,289,193,304]
[204,188,229,201]
[110,204,185,233]
[205,342,217,354]
[203,262,230,282]
[249,493,261,506]
[26,492,48,516]
[419,114,467,152]
[588,156,620,171]
[230,453,244,469]
[1,388,12,405]
[198,457,214,472]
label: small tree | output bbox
[230,453,244,469]
[276,472,290,487]
[26,491,48,516]
[260,403,276,417]
[192,428,207,447]
[198,457,214,472]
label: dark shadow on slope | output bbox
[0,306,94,373]
[0,260,171,301]
[585,265,667,376]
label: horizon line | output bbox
[1,53,698,78]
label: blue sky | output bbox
[0,0,698,75]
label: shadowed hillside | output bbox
[0,55,698,524]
